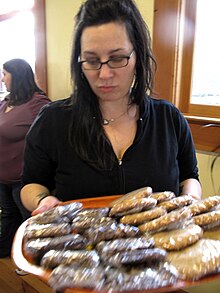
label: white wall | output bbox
[197,151,220,197]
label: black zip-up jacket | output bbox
[22,96,199,201]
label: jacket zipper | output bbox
[117,156,125,193]
[118,158,122,166]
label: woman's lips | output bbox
[99,86,115,93]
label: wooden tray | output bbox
[11,195,220,293]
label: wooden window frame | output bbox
[153,0,220,153]
[0,0,47,93]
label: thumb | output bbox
[31,204,50,216]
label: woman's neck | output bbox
[101,103,138,126]
[100,98,131,119]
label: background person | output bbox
[20,0,201,216]
[0,58,50,257]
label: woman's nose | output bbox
[98,63,114,79]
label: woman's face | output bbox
[2,69,12,92]
[80,22,136,103]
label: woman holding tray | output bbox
[20,0,201,215]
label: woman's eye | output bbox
[111,57,124,63]
[87,60,99,65]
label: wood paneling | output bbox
[33,0,48,93]
[187,117,220,153]
[152,0,180,103]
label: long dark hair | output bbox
[69,0,156,170]
[3,58,45,106]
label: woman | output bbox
[0,58,50,257]
[20,0,201,216]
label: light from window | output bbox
[0,0,34,14]
[0,11,35,68]
[191,0,220,106]
[0,0,35,97]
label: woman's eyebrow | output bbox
[82,51,96,55]
[82,48,126,56]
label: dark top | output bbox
[22,96,199,200]
[0,93,50,184]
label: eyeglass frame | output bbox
[78,49,135,70]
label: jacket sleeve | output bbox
[173,108,199,182]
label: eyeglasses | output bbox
[79,49,134,70]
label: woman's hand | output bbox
[21,183,61,214]
[179,178,202,200]
[31,195,61,216]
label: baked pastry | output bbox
[40,249,100,269]
[49,262,178,292]
[138,207,192,233]
[28,202,83,224]
[83,222,140,245]
[188,195,220,216]
[193,210,220,230]
[24,234,88,261]
[119,206,167,226]
[109,186,153,207]
[109,197,157,217]
[105,248,167,267]
[71,216,115,233]
[75,207,109,218]
[151,191,176,203]
[157,194,195,212]
[48,265,105,291]
[166,239,220,280]
[152,224,203,250]
[96,237,155,258]
[24,223,72,239]
[103,262,178,292]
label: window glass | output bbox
[0,12,35,68]
[0,0,34,14]
[0,0,35,97]
[191,0,220,106]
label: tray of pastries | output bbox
[12,188,220,293]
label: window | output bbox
[0,0,47,94]
[0,10,35,69]
[190,0,220,107]
[153,0,220,153]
